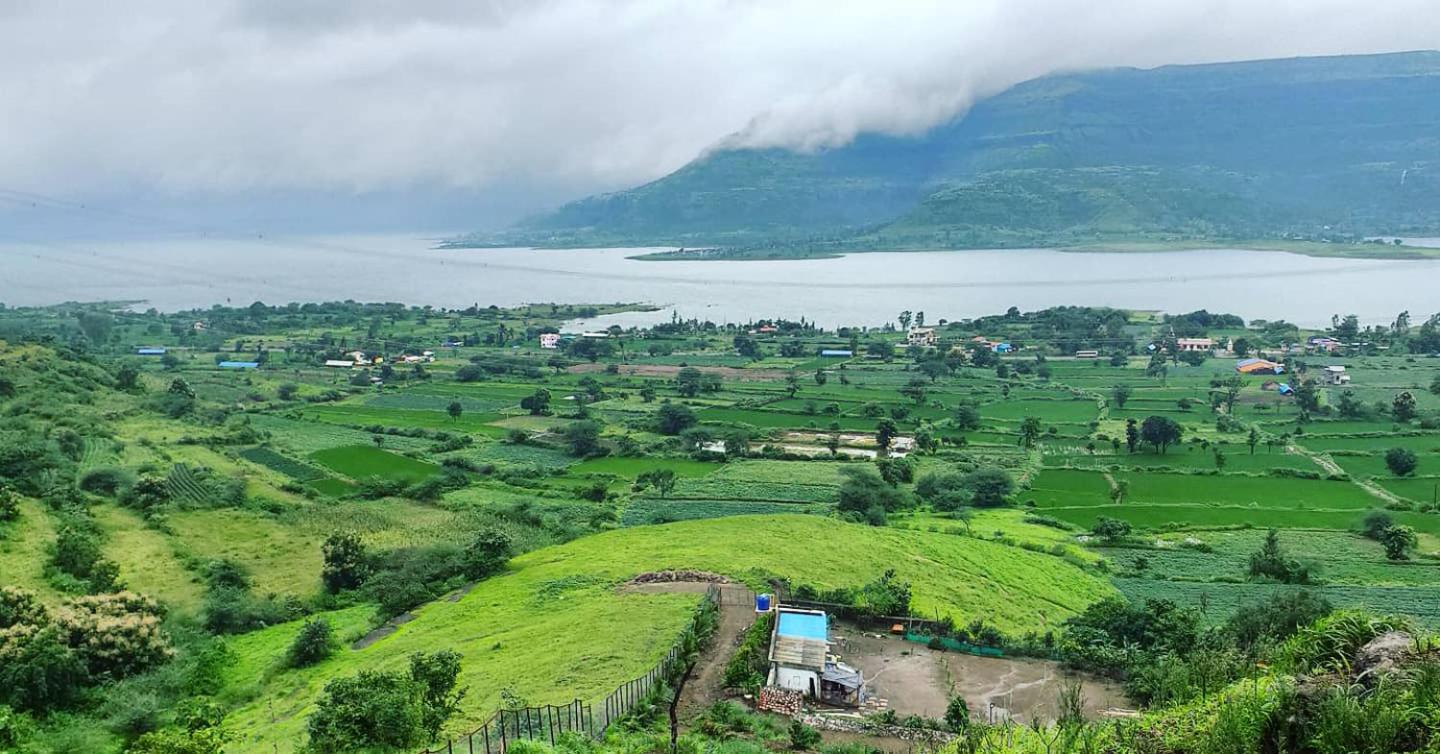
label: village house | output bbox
[1323,365,1351,385]
[1176,337,1214,353]
[768,607,866,706]
[906,327,937,347]
[539,333,561,349]
[1309,337,1342,353]
[1074,350,1099,359]
[323,359,356,368]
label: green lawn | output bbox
[93,504,205,613]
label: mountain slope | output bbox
[463,51,1440,251]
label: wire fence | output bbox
[420,584,719,754]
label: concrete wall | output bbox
[774,666,820,697]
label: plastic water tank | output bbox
[755,593,773,613]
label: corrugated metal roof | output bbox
[771,635,827,670]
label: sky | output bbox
[2,0,1438,234]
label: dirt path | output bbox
[1291,444,1403,505]
[675,584,757,721]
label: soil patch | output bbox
[351,611,415,650]
[830,625,1130,724]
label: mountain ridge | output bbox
[452,51,1440,255]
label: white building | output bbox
[1323,365,1351,385]
[906,328,937,347]
[539,333,561,349]
[1176,338,1214,353]
[767,607,866,706]
[769,608,828,697]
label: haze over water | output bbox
[3,234,1437,329]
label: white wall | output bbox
[774,666,820,697]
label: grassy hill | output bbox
[458,51,1440,253]
[223,514,1114,752]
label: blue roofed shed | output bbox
[136,347,167,355]
[218,361,259,369]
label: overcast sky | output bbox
[2,0,1438,232]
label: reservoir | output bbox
[2,233,1436,329]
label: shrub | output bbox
[305,651,464,753]
[203,587,302,635]
[0,624,89,712]
[462,527,513,580]
[1384,447,1418,477]
[944,696,969,731]
[287,618,335,668]
[0,485,17,522]
[54,592,172,679]
[789,720,821,750]
[78,468,131,497]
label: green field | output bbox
[226,514,1113,751]
[310,445,442,482]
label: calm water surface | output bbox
[2,233,1437,329]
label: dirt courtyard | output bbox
[829,625,1130,724]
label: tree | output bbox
[287,618,335,668]
[656,403,697,435]
[1248,529,1309,584]
[963,468,1014,508]
[1430,374,1440,397]
[814,368,828,386]
[306,671,426,753]
[638,385,656,403]
[918,360,947,382]
[446,401,463,423]
[1336,389,1365,419]
[1380,525,1418,561]
[837,466,908,524]
[953,403,981,431]
[1019,417,1042,448]
[899,377,927,404]
[1393,391,1418,423]
[0,624,89,712]
[637,469,677,498]
[321,533,369,593]
[1139,415,1184,454]
[1125,419,1139,454]
[1090,517,1131,540]
[1247,427,1259,455]
[866,340,895,362]
[1293,380,1320,415]
[1361,510,1395,540]
[1231,338,1252,358]
[733,336,762,360]
[1111,384,1132,409]
[463,528,513,579]
[1385,447,1419,477]
[1213,448,1227,471]
[874,418,899,452]
[520,388,551,415]
[115,363,142,391]
[675,367,703,398]
[898,311,913,331]
[722,430,750,459]
[562,421,603,457]
[77,311,113,345]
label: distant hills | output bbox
[455,51,1440,256]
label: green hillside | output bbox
[225,514,1114,751]
[457,51,1440,253]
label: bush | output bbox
[462,528,513,580]
[789,720,821,750]
[305,651,464,753]
[0,624,90,712]
[944,696,969,731]
[287,618,335,668]
[78,467,131,497]
[1384,447,1419,477]
[0,485,17,522]
[202,586,303,635]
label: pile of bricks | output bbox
[757,687,805,715]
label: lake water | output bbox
[2,233,1437,329]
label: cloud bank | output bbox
[2,0,1437,206]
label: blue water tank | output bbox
[755,593,773,613]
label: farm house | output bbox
[1236,358,1284,375]
[768,607,866,706]
[1323,365,1351,384]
